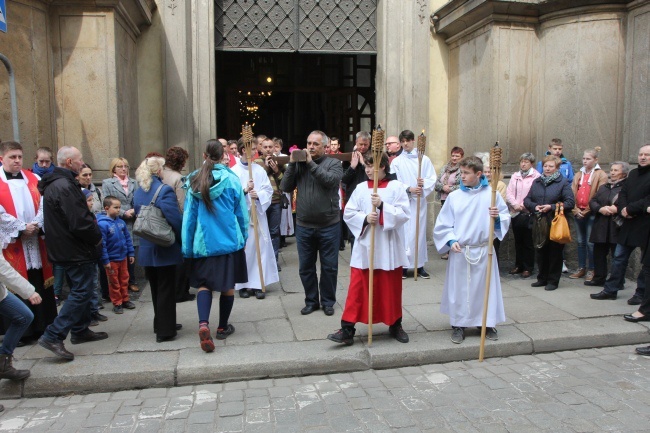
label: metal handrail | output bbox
[0,52,20,142]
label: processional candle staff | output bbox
[414,130,426,281]
[479,141,501,362]
[367,125,385,346]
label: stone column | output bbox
[159,0,215,170]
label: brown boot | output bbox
[0,354,30,381]
[569,268,586,279]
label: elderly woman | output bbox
[102,157,139,292]
[506,153,540,279]
[434,147,464,206]
[524,155,575,291]
[587,162,629,294]
[133,156,183,342]
[569,147,608,282]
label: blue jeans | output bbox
[0,292,34,355]
[575,214,595,269]
[42,261,96,342]
[53,264,66,297]
[604,244,647,295]
[90,264,100,315]
[295,222,340,308]
[266,203,282,261]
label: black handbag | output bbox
[133,184,176,247]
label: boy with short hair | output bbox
[97,196,135,314]
[327,152,411,345]
[536,138,574,182]
[433,156,511,344]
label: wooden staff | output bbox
[414,131,426,281]
[367,125,385,347]
[479,141,502,362]
[242,124,266,293]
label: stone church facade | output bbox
[0,0,648,179]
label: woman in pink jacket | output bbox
[506,153,540,279]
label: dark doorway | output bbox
[215,52,376,151]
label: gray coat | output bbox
[0,254,35,302]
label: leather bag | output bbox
[550,202,572,244]
[133,184,175,247]
[532,212,549,249]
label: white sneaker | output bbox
[562,261,568,273]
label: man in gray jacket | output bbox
[0,253,42,387]
[280,130,343,316]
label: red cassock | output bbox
[342,267,403,325]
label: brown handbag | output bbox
[550,202,572,244]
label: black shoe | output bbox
[635,346,650,356]
[89,319,99,327]
[389,324,409,343]
[113,305,124,314]
[584,279,605,287]
[417,268,430,279]
[624,314,650,323]
[123,301,136,310]
[323,306,335,316]
[277,264,282,272]
[254,290,266,300]
[531,280,547,287]
[402,270,408,280]
[450,327,464,344]
[215,324,235,340]
[38,337,74,360]
[176,324,183,331]
[70,329,109,345]
[176,293,196,303]
[628,295,643,305]
[327,328,355,345]
[156,335,176,343]
[544,284,558,291]
[486,327,498,341]
[239,289,250,299]
[92,312,108,322]
[590,290,617,300]
[339,245,345,251]
[301,305,320,315]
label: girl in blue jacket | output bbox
[182,140,248,353]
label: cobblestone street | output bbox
[1,345,649,432]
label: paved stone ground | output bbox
[1,345,649,432]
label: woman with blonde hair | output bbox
[133,156,183,343]
[102,157,139,292]
[569,147,608,281]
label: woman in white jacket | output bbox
[0,253,42,392]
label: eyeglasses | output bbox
[385,141,399,146]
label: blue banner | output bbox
[0,0,7,33]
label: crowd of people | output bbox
[1,134,649,398]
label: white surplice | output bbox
[0,170,44,269]
[279,192,294,236]
[391,150,437,268]
[231,161,279,290]
[344,180,410,271]
[433,182,510,327]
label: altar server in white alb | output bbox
[433,156,510,345]
[231,139,279,300]
[391,130,437,279]
[327,152,410,346]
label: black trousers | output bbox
[512,214,535,272]
[592,242,616,282]
[638,264,650,316]
[536,240,565,286]
[144,265,177,338]
[175,259,191,301]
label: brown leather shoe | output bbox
[509,267,522,275]
[521,271,531,279]
[569,268,586,279]
[585,270,594,282]
[129,284,139,292]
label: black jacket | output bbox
[280,155,343,228]
[341,162,368,202]
[589,179,625,244]
[617,165,650,248]
[524,174,575,219]
[38,167,103,264]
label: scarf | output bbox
[114,174,130,194]
[31,162,54,177]
[540,171,561,186]
[519,167,534,178]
